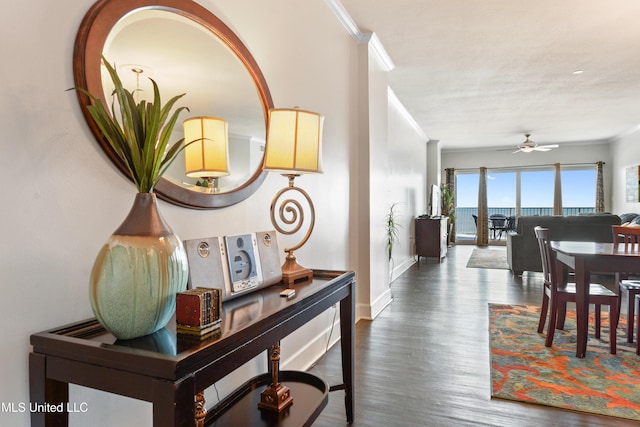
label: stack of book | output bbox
[176,287,222,338]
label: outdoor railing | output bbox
[455,207,596,238]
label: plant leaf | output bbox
[70,56,190,192]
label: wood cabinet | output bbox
[415,216,448,262]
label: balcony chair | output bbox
[472,214,478,237]
[535,226,618,354]
[612,225,640,343]
[489,214,507,239]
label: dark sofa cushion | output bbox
[514,214,620,242]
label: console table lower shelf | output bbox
[208,371,328,426]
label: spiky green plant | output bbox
[441,183,456,223]
[71,56,189,192]
[386,203,401,261]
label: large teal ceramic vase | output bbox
[89,193,188,340]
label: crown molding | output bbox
[325,0,394,71]
[388,87,428,141]
[324,0,360,41]
[608,123,640,143]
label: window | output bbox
[521,170,554,215]
[487,171,516,215]
[454,165,597,241]
[562,169,596,214]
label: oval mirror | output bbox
[73,0,273,209]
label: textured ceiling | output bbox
[339,0,640,150]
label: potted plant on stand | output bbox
[441,184,456,246]
[72,56,191,339]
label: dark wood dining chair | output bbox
[612,225,640,342]
[535,226,618,354]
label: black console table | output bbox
[29,270,355,426]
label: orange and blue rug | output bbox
[489,303,640,421]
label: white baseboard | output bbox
[370,287,393,319]
[356,287,393,321]
[392,257,415,281]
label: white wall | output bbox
[0,0,360,426]
[362,38,392,319]
[354,36,427,320]
[387,90,428,279]
[442,142,614,211]
[611,131,640,214]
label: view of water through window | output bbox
[454,167,596,241]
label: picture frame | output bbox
[625,165,640,203]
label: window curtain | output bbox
[553,163,563,215]
[476,167,489,245]
[445,168,455,242]
[596,161,605,212]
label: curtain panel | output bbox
[553,163,563,215]
[476,167,489,245]
[445,168,455,242]
[596,161,605,213]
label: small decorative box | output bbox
[176,287,222,337]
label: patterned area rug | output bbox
[466,248,509,270]
[489,304,640,421]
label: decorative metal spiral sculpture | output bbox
[270,174,315,254]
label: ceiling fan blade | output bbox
[512,149,522,154]
[533,147,552,151]
[539,144,559,149]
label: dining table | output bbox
[551,240,640,358]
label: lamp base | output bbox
[281,253,313,285]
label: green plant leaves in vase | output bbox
[70,56,189,193]
[71,57,192,339]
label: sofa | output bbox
[620,212,640,225]
[506,214,621,276]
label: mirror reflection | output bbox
[103,9,266,194]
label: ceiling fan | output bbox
[513,134,559,153]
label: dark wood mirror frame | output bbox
[73,0,273,209]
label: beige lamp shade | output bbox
[184,117,230,178]
[263,108,323,174]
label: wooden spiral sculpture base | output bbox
[270,174,315,285]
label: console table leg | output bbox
[195,392,206,427]
[153,376,195,427]
[29,353,69,427]
[340,281,356,423]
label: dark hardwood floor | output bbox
[309,245,637,427]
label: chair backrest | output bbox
[490,214,507,227]
[472,214,478,226]
[612,225,640,245]
[534,226,556,289]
